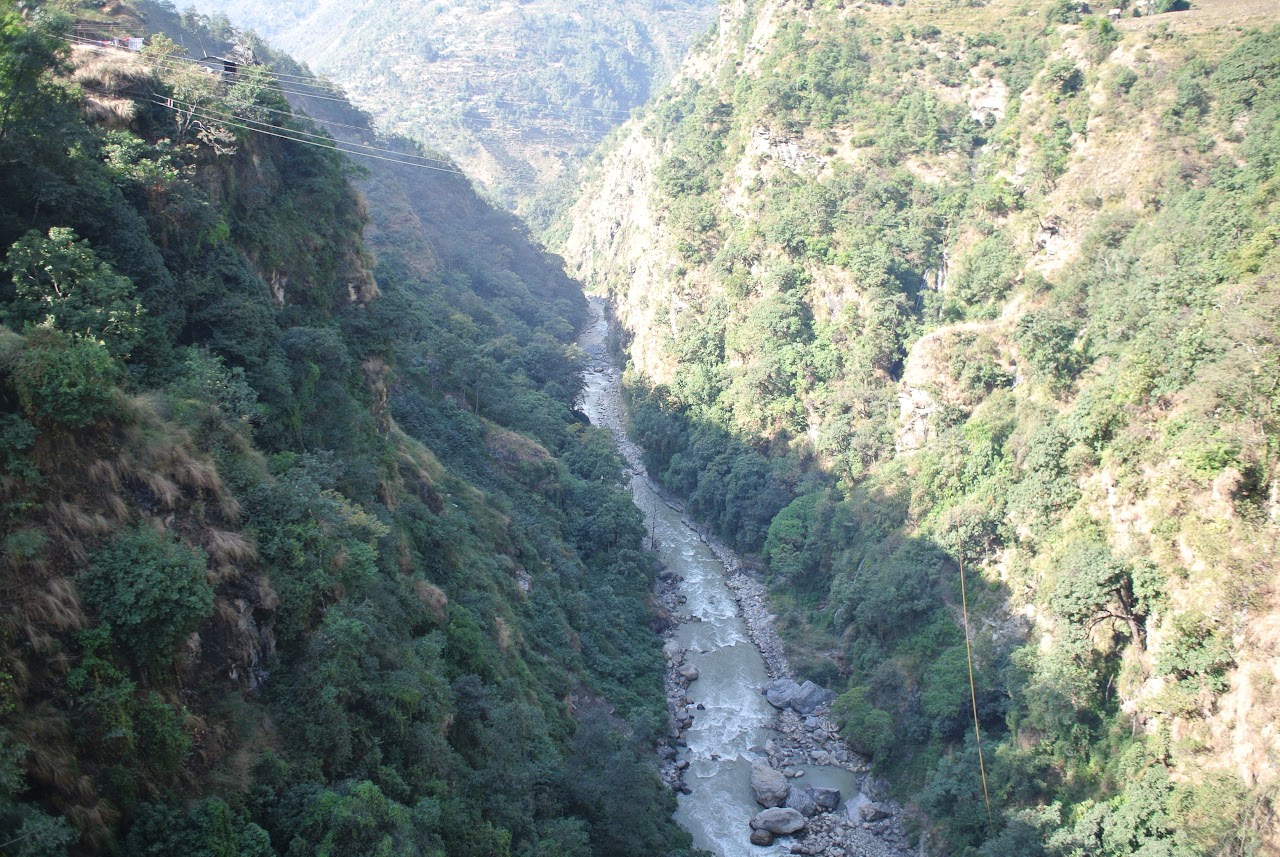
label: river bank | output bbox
[578,298,917,857]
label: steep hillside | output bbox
[563,0,1280,853]
[177,0,718,222]
[0,2,701,855]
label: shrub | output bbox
[832,686,896,758]
[9,328,121,429]
[83,525,213,671]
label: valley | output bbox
[1,0,1278,855]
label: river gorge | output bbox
[578,299,918,857]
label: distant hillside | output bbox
[180,0,718,222]
[563,0,1280,852]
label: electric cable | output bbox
[959,556,994,823]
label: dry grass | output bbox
[70,47,153,130]
[413,579,448,620]
[70,47,152,93]
[81,95,135,128]
[26,577,85,633]
[206,528,257,566]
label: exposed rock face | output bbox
[751,807,807,834]
[751,762,790,808]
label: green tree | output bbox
[1050,540,1157,650]
[0,4,65,144]
[5,227,145,357]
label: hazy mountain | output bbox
[182,0,718,221]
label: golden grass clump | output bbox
[70,46,152,93]
[81,94,135,128]
[205,528,256,566]
[85,459,122,492]
[70,47,153,129]
[29,577,84,633]
[413,579,448,621]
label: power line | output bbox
[959,556,994,824]
[83,86,469,175]
[66,35,643,123]
[67,38,363,106]
[152,91,463,169]
[66,33,345,89]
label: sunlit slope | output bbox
[562,0,1280,852]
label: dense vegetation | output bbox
[0,2,702,855]
[566,0,1280,853]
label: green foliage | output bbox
[949,236,1021,316]
[1015,310,1081,391]
[4,227,144,357]
[1044,0,1082,24]
[1155,613,1234,696]
[0,677,75,857]
[83,525,214,671]
[1045,59,1084,97]
[270,781,443,857]
[0,7,702,855]
[9,327,120,428]
[1211,30,1280,120]
[126,798,274,857]
[1049,538,1157,647]
[831,686,895,759]
[0,3,67,145]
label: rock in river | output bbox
[750,807,807,835]
[751,762,790,808]
[749,827,775,847]
[811,787,841,813]
[762,678,836,715]
[785,786,819,817]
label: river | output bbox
[575,299,874,856]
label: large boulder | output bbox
[859,801,892,822]
[762,678,836,714]
[784,786,818,817]
[750,807,806,835]
[790,680,837,715]
[751,762,790,807]
[749,828,775,846]
[763,678,801,709]
[811,787,841,813]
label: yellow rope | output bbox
[959,556,993,822]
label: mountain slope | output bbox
[562,0,1280,852]
[0,2,700,854]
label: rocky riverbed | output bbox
[578,299,916,857]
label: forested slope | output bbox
[177,0,718,222]
[0,2,699,855]
[562,0,1280,852]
